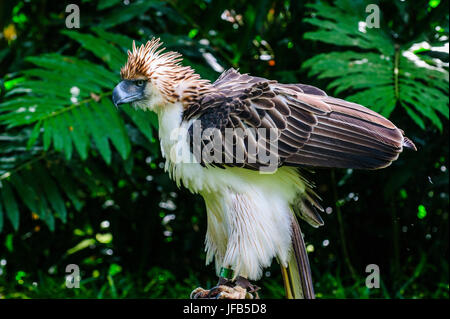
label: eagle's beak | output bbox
[112,80,144,107]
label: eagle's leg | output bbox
[190,276,260,299]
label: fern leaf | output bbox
[62,30,126,71]
[98,98,132,160]
[121,105,156,142]
[302,0,449,131]
[27,120,42,149]
[50,165,84,212]
[68,109,90,160]
[34,163,68,223]
[80,104,112,164]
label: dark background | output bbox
[0,0,448,298]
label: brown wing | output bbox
[183,68,416,170]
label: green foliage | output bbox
[302,0,449,131]
[0,0,220,233]
[1,258,447,299]
[0,30,162,231]
[0,265,199,299]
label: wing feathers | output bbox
[290,107,318,125]
[184,68,415,172]
[272,97,291,116]
[403,136,418,151]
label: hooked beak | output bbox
[112,80,145,107]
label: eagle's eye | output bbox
[136,80,145,87]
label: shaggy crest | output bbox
[120,38,213,103]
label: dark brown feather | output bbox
[182,68,416,171]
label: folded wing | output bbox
[183,68,416,170]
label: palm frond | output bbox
[302,0,449,131]
[0,31,156,163]
[0,30,159,232]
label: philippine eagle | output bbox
[112,39,416,299]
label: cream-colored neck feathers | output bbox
[121,38,214,106]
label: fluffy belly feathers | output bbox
[168,158,306,280]
[157,102,307,280]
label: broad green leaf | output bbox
[49,117,64,153]
[96,0,164,29]
[402,103,426,130]
[21,169,55,231]
[58,113,74,160]
[26,54,116,90]
[302,0,449,130]
[50,165,84,212]
[62,30,125,71]
[80,104,112,164]
[92,28,134,50]
[9,174,41,215]
[26,120,42,149]
[34,164,67,223]
[121,105,156,142]
[43,117,52,151]
[68,109,90,160]
[98,98,131,160]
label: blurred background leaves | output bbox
[0,0,448,298]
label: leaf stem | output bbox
[38,91,112,122]
[0,151,52,182]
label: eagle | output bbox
[112,39,416,299]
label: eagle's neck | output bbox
[156,102,185,161]
[155,101,208,193]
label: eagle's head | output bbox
[112,38,211,112]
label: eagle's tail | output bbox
[281,216,315,299]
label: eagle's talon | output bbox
[206,285,221,298]
[216,292,228,299]
[190,287,208,299]
[190,285,231,299]
[216,285,248,299]
[236,276,260,293]
[191,276,260,299]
